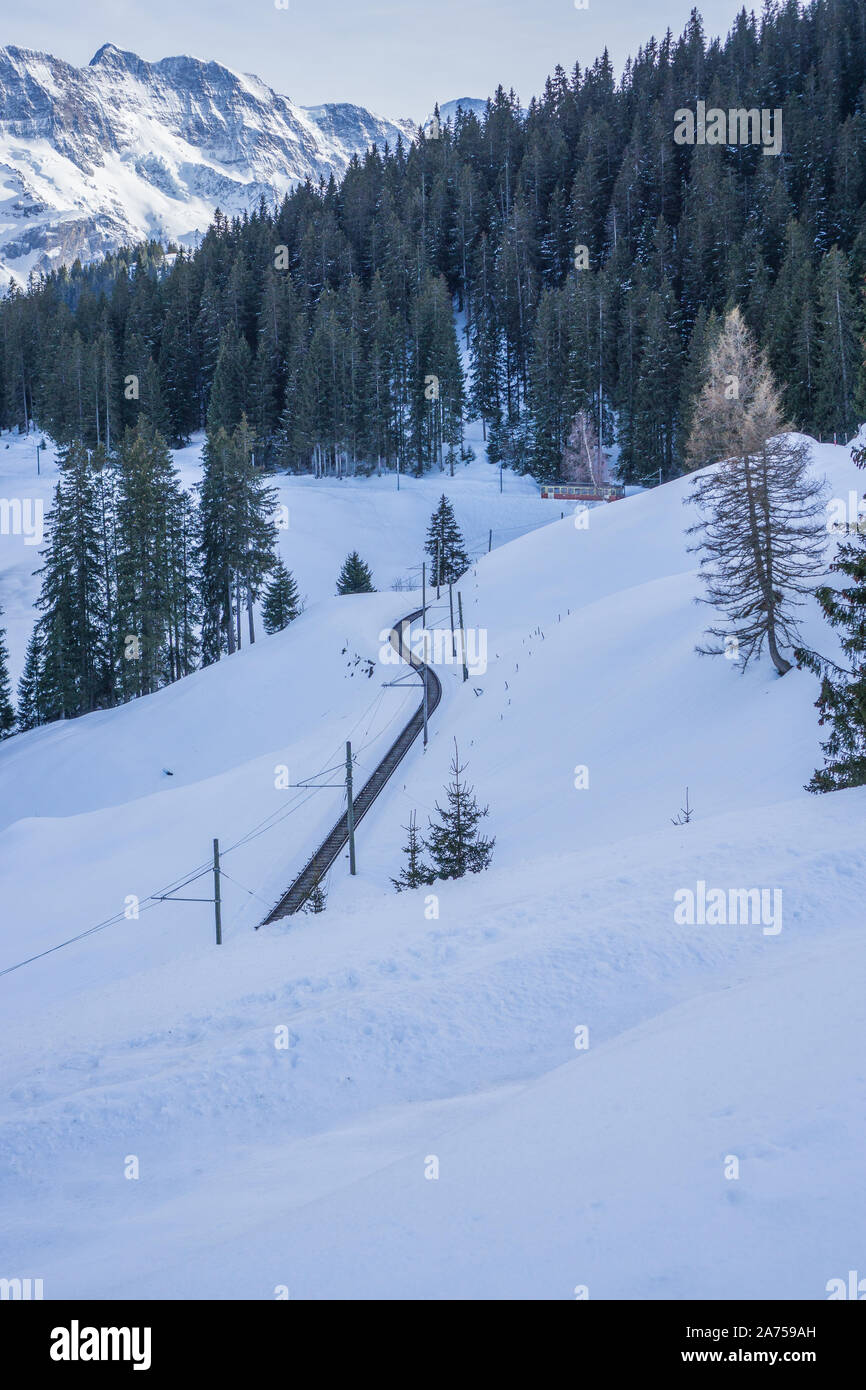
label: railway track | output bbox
[258,606,442,924]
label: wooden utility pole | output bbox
[345,741,356,875]
[448,580,456,658]
[488,528,492,553]
[213,838,223,945]
[436,540,441,598]
[155,839,223,945]
[421,629,430,747]
[457,590,469,682]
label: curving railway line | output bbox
[258,606,442,924]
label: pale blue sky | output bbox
[2,0,752,119]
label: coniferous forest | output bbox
[0,0,864,489]
[3,0,866,733]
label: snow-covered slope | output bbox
[0,43,416,285]
[1,432,864,1298]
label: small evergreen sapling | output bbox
[425,495,469,586]
[262,559,301,633]
[391,812,433,891]
[303,875,328,913]
[336,552,375,594]
[426,740,494,879]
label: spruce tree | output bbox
[630,285,681,482]
[798,443,866,791]
[765,220,816,430]
[0,606,14,737]
[16,627,43,731]
[32,440,111,720]
[425,495,469,586]
[336,551,375,594]
[207,323,252,434]
[303,876,328,913]
[114,422,197,699]
[814,246,860,444]
[408,274,465,474]
[391,812,433,891]
[198,416,278,661]
[678,306,717,472]
[469,234,504,440]
[262,559,301,633]
[426,741,495,880]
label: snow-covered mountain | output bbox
[436,97,488,123]
[0,43,417,285]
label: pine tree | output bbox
[262,559,301,633]
[391,812,433,891]
[425,495,469,586]
[798,443,866,791]
[426,741,495,880]
[686,308,828,676]
[336,551,375,594]
[0,605,15,736]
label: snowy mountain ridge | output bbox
[0,42,417,285]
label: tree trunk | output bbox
[226,577,236,655]
[767,621,792,676]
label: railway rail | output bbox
[258,606,442,923]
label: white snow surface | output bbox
[1,425,865,1299]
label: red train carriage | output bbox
[540,482,625,502]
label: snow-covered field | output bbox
[1,425,864,1299]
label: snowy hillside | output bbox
[0,43,416,285]
[1,432,865,1298]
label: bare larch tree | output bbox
[562,409,608,486]
[685,307,827,676]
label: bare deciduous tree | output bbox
[685,307,827,676]
[562,409,608,486]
